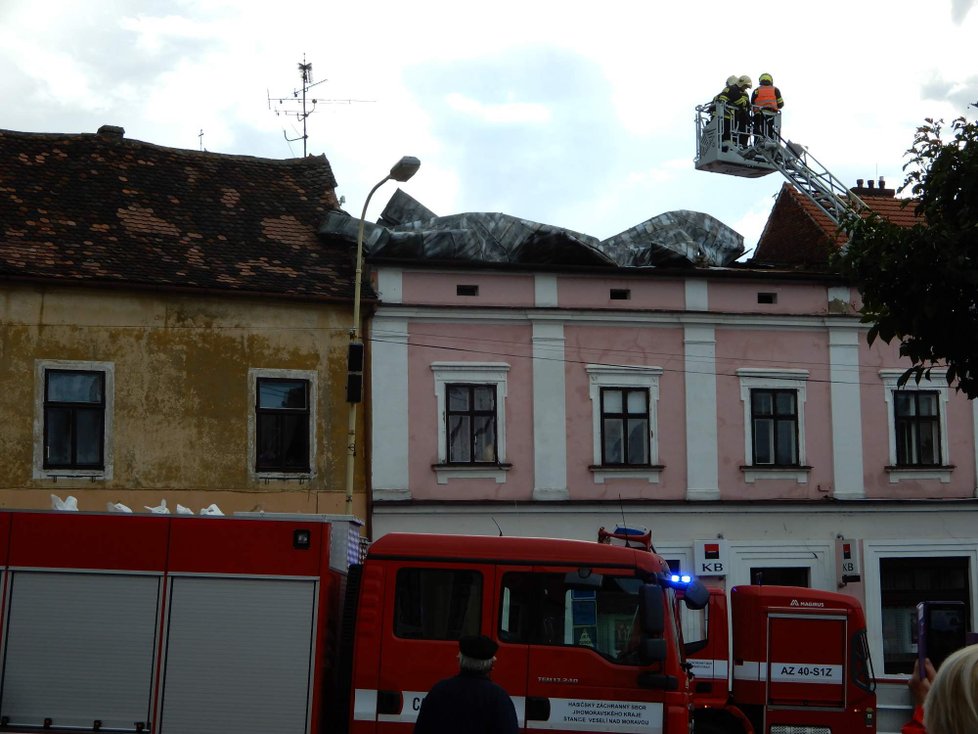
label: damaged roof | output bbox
[752,181,923,268]
[0,125,355,301]
[321,188,745,270]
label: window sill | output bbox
[37,468,107,481]
[589,465,664,484]
[740,465,811,484]
[432,463,512,485]
[885,465,954,484]
[254,470,313,483]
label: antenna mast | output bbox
[267,55,374,157]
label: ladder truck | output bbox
[694,101,868,229]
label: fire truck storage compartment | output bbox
[0,570,162,730]
[0,511,346,734]
[159,575,318,734]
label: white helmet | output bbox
[738,75,753,88]
[726,75,739,86]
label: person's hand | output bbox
[908,658,937,707]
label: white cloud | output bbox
[445,93,552,125]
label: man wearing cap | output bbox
[414,635,519,734]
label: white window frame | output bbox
[863,539,978,678]
[737,368,809,483]
[880,369,951,483]
[248,368,317,481]
[431,362,509,484]
[586,364,662,483]
[34,359,115,480]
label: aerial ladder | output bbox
[694,101,867,228]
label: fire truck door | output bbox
[766,612,847,708]
[371,562,494,730]
[511,567,667,734]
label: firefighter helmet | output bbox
[738,75,752,88]
[726,75,739,86]
[759,73,774,85]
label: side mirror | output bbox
[682,580,710,611]
[639,637,667,664]
[639,584,664,635]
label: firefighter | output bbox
[713,75,748,150]
[751,72,784,141]
[734,75,753,146]
[413,635,519,734]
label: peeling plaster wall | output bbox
[0,283,362,516]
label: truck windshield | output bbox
[499,571,651,664]
[851,629,877,693]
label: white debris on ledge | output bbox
[51,494,78,511]
[107,501,133,513]
[199,504,223,516]
[144,499,170,514]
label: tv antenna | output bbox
[267,55,374,157]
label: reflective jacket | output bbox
[752,83,783,110]
[715,84,748,118]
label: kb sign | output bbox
[694,539,730,577]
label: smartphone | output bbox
[917,601,967,677]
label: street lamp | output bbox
[344,156,420,515]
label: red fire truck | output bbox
[0,510,709,734]
[687,586,877,734]
[598,526,877,734]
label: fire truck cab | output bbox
[351,532,709,733]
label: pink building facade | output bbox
[367,257,978,731]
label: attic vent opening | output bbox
[610,289,631,301]
[757,292,777,305]
[456,284,479,297]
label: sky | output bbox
[2,0,976,256]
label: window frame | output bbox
[445,383,498,465]
[586,364,662,484]
[431,362,509,484]
[34,360,114,480]
[749,387,799,467]
[880,369,951,482]
[737,369,809,484]
[248,368,317,481]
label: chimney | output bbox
[878,177,885,189]
[97,125,125,140]
[868,179,875,189]
[856,179,864,188]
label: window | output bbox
[394,568,482,640]
[750,389,798,466]
[256,378,310,472]
[600,387,650,466]
[249,368,317,479]
[499,571,649,664]
[431,363,509,484]
[34,360,114,479]
[880,369,951,482]
[446,384,497,463]
[737,369,809,483]
[44,370,105,469]
[894,391,940,466]
[879,556,970,674]
[586,365,662,483]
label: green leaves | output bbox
[835,106,978,398]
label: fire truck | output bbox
[686,586,877,734]
[0,510,709,734]
[599,527,877,734]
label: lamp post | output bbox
[344,156,420,515]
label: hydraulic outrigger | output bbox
[694,101,867,228]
